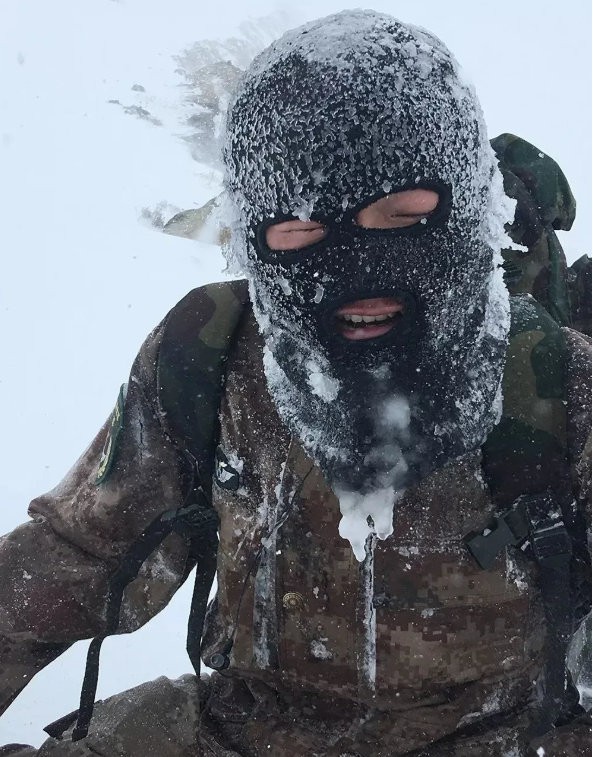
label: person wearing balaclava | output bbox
[223,9,512,558]
[0,10,590,757]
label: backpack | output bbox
[492,132,591,336]
[49,137,591,741]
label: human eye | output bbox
[265,220,327,251]
[356,189,439,229]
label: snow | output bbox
[305,358,341,401]
[310,638,333,660]
[0,0,590,748]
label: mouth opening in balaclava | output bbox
[222,10,514,560]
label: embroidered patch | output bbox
[96,384,126,485]
[214,446,241,492]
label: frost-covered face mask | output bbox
[223,11,512,557]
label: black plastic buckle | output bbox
[44,709,79,739]
[464,510,528,570]
[529,519,573,564]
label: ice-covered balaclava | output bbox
[223,11,512,557]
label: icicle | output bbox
[252,529,278,668]
[252,494,279,668]
[358,532,377,690]
[252,462,288,668]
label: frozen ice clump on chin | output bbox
[336,486,403,562]
[335,393,410,562]
[380,396,411,434]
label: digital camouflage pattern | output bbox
[0,282,590,756]
[7,674,590,756]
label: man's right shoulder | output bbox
[131,279,250,387]
[151,280,251,471]
[165,279,250,341]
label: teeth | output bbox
[341,312,396,325]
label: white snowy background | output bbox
[1,0,590,746]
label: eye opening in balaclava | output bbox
[252,179,454,356]
[256,180,453,260]
[222,9,514,560]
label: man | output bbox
[1,10,590,756]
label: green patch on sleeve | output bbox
[96,384,126,485]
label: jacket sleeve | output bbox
[0,318,196,715]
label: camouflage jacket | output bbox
[0,282,590,753]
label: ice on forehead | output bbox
[226,8,487,192]
[243,10,468,96]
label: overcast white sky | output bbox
[0,0,590,746]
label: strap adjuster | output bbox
[530,519,573,563]
[464,509,528,569]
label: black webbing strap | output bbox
[527,507,574,737]
[168,504,219,676]
[43,501,218,742]
[185,532,218,675]
[464,492,575,736]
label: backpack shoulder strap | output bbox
[482,294,569,505]
[155,279,250,682]
[474,295,589,736]
[157,279,250,490]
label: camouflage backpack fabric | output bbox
[493,133,591,336]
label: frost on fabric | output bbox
[312,283,324,303]
[278,276,292,295]
[456,683,504,729]
[305,359,340,402]
[252,494,278,668]
[262,343,345,466]
[253,461,290,667]
[505,551,528,593]
[225,449,245,474]
[310,638,333,660]
[224,9,515,260]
